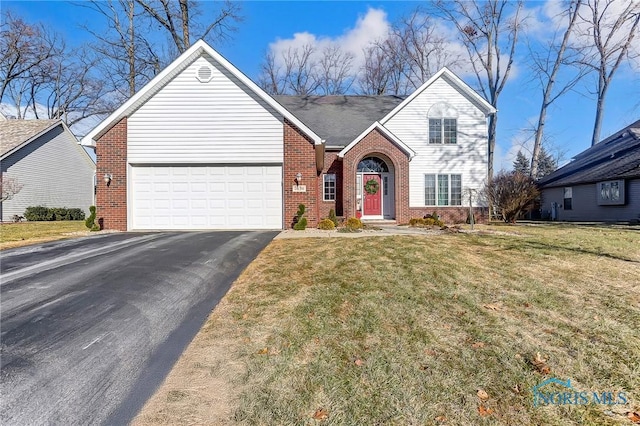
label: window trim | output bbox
[425,174,462,206]
[323,173,336,201]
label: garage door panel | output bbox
[132,165,282,230]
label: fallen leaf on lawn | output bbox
[515,353,522,359]
[523,302,531,308]
[483,303,501,311]
[531,352,551,374]
[478,405,493,416]
[442,324,452,330]
[477,389,489,400]
[241,313,248,319]
[354,358,364,366]
[472,342,485,349]
[628,411,640,423]
[424,349,437,356]
[312,408,329,420]
[435,415,447,423]
[257,347,268,355]
[512,384,521,394]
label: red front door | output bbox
[363,174,382,216]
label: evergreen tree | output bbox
[535,147,558,180]
[513,150,530,175]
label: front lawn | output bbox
[134,225,640,425]
[0,221,88,250]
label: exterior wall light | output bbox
[104,173,113,185]
[295,172,302,184]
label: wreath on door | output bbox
[364,178,380,195]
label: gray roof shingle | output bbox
[538,119,640,188]
[274,95,405,147]
[0,119,60,157]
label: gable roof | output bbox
[0,119,61,159]
[338,121,415,159]
[274,95,404,148]
[538,119,640,188]
[380,67,496,124]
[81,40,322,146]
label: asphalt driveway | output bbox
[0,230,277,425]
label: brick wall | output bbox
[283,119,318,228]
[96,117,127,231]
[317,151,343,220]
[342,128,410,223]
[407,207,489,225]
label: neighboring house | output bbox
[538,119,640,222]
[82,40,495,231]
[0,118,96,222]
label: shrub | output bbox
[409,217,444,227]
[317,218,336,230]
[344,217,363,231]
[24,206,85,221]
[293,204,307,230]
[328,209,338,227]
[85,206,100,231]
[483,171,539,223]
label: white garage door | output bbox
[131,165,282,230]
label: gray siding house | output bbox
[0,118,96,222]
[538,119,640,223]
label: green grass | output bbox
[0,221,88,249]
[134,225,640,426]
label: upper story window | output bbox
[428,102,458,144]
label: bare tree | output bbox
[78,0,162,100]
[389,9,463,90]
[316,46,355,95]
[434,0,524,180]
[357,45,393,95]
[576,0,640,145]
[529,0,586,177]
[0,12,61,102]
[0,174,23,202]
[133,0,242,54]
[258,51,286,95]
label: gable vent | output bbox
[196,66,213,83]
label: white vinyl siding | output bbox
[0,125,95,221]
[384,75,488,208]
[128,54,284,164]
[130,165,282,230]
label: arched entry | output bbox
[356,155,395,219]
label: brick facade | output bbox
[96,117,127,231]
[341,128,411,223]
[408,207,488,225]
[317,151,343,220]
[283,119,318,228]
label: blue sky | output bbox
[3,0,639,171]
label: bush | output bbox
[483,171,539,223]
[409,217,444,227]
[85,206,100,231]
[293,204,307,230]
[328,209,338,227]
[344,217,363,231]
[24,206,85,221]
[317,218,336,230]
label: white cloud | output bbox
[268,7,391,69]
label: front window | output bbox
[563,187,572,210]
[425,174,462,206]
[323,174,336,201]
